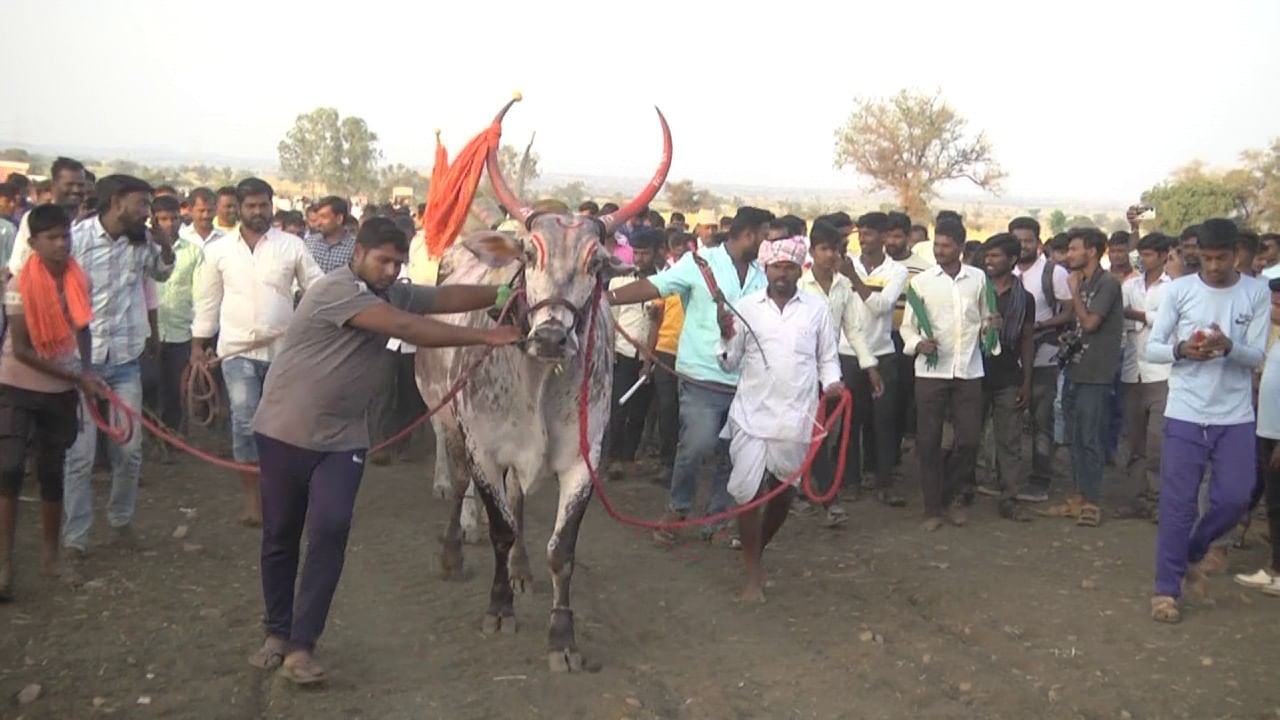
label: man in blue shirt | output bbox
[608,207,774,543]
[1146,219,1270,623]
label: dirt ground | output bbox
[2,429,1280,720]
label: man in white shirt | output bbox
[180,187,225,248]
[1009,217,1075,502]
[839,212,910,505]
[1118,234,1172,518]
[901,219,991,531]
[191,178,323,526]
[606,230,661,469]
[716,236,842,602]
[800,220,881,525]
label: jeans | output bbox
[1069,381,1111,503]
[1154,420,1256,597]
[668,380,733,517]
[653,351,680,464]
[984,384,1023,493]
[256,432,365,652]
[915,378,983,517]
[1261,438,1280,574]
[223,357,270,463]
[141,341,191,432]
[1028,366,1058,490]
[607,354,653,463]
[1123,381,1167,497]
[63,360,143,551]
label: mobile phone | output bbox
[1136,205,1156,221]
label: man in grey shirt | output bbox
[1059,227,1124,526]
[247,217,521,684]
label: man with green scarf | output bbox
[900,219,994,531]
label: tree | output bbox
[378,164,430,203]
[339,115,382,196]
[1065,215,1098,229]
[833,89,1005,219]
[277,108,381,197]
[549,181,589,209]
[1048,209,1068,235]
[479,143,540,212]
[1140,170,1245,234]
[1232,139,1280,230]
[665,179,718,213]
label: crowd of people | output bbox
[0,154,1278,681]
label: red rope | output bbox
[581,282,853,530]
[88,290,527,473]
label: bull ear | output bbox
[591,247,635,279]
[459,231,525,269]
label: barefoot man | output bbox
[246,218,521,683]
[716,235,843,602]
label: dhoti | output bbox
[721,419,810,505]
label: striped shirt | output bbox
[72,216,175,365]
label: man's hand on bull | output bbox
[485,325,525,347]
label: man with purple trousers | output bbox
[1146,218,1270,624]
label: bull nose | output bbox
[529,324,569,358]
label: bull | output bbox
[417,98,671,672]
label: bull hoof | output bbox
[482,613,517,635]
[548,649,584,673]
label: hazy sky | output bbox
[3,0,1278,205]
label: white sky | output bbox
[3,0,1278,205]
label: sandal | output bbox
[1150,595,1181,623]
[651,510,685,546]
[1076,504,1102,527]
[278,654,326,685]
[248,639,287,670]
[1039,496,1084,519]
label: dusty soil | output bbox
[2,430,1279,720]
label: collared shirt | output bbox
[1121,272,1171,384]
[157,236,205,343]
[609,273,657,358]
[718,289,841,443]
[192,227,323,362]
[68,216,175,365]
[798,270,877,368]
[179,222,225,249]
[304,229,357,274]
[890,251,935,329]
[648,245,766,386]
[1014,253,1074,368]
[901,264,989,380]
[841,255,908,358]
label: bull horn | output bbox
[599,107,673,234]
[485,94,533,226]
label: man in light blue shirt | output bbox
[607,207,773,541]
[64,175,175,556]
[1145,219,1270,623]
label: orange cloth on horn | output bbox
[424,123,502,259]
[18,255,93,358]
